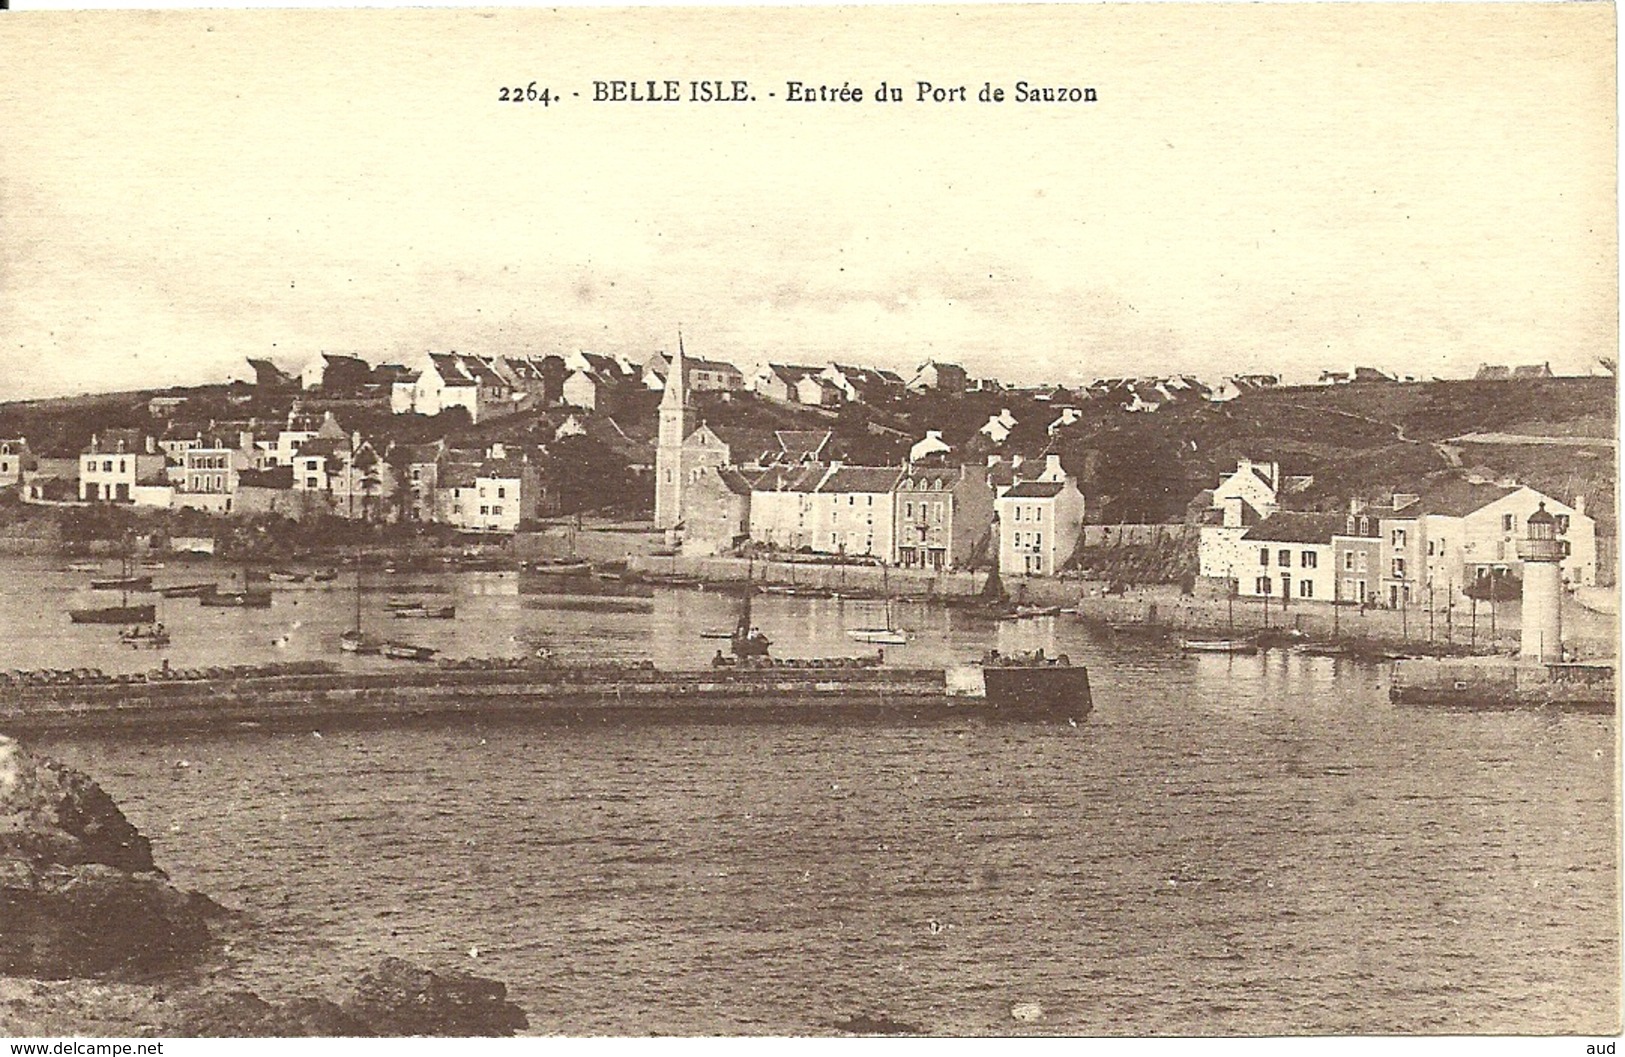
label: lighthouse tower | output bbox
[654,334,689,530]
[1517,502,1564,661]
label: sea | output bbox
[4,556,1618,1036]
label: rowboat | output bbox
[339,629,382,655]
[199,589,273,609]
[382,642,437,661]
[90,575,152,592]
[525,559,592,576]
[1179,638,1259,655]
[159,582,218,598]
[392,604,456,620]
[267,570,308,584]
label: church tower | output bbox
[654,333,689,529]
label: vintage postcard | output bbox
[0,1,1616,1044]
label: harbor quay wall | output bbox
[625,554,1619,658]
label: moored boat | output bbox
[525,559,592,576]
[199,589,273,608]
[382,642,438,661]
[90,575,153,592]
[70,603,157,625]
[392,604,456,620]
[267,569,308,583]
[1179,638,1259,655]
[339,629,383,655]
[159,582,218,598]
[847,628,908,645]
[119,623,170,648]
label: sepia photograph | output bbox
[0,0,1617,1042]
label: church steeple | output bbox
[654,329,690,530]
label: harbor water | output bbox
[3,557,1617,1035]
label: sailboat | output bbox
[1180,579,1257,654]
[728,571,771,659]
[71,544,157,624]
[340,562,382,654]
[847,565,907,645]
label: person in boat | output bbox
[712,649,728,668]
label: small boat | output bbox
[699,628,736,640]
[70,603,156,625]
[140,561,166,570]
[66,561,103,573]
[120,623,170,648]
[200,589,273,609]
[90,575,153,592]
[382,642,437,661]
[1295,642,1351,657]
[1179,638,1259,655]
[385,597,424,611]
[525,559,592,576]
[1011,604,1062,619]
[311,569,339,583]
[339,629,382,655]
[847,628,908,645]
[267,569,308,584]
[392,604,456,620]
[160,582,218,598]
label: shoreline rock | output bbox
[0,735,530,1036]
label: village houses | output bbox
[994,453,1084,578]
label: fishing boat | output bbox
[90,574,152,591]
[267,569,308,584]
[526,558,592,576]
[71,547,158,624]
[1178,638,1259,655]
[1010,604,1062,619]
[70,601,156,624]
[159,582,218,598]
[385,596,425,611]
[382,642,438,661]
[199,588,273,609]
[392,604,456,620]
[847,566,908,645]
[66,561,103,573]
[339,562,382,653]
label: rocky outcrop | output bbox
[341,957,529,1036]
[164,960,529,1037]
[0,734,217,978]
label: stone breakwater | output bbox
[0,734,529,1036]
[0,661,965,736]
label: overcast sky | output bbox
[0,4,1615,398]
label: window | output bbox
[1357,552,1368,571]
[118,459,127,473]
[1302,551,1317,568]
[1035,533,1042,549]
[866,496,872,506]
[1035,507,1042,522]
[848,495,854,506]
[479,505,489,515]
[1260,548,1270,566]
[1391,528,1407,547]
[412,468,421,480]
[1344,552,1355,571]
[1555,514,1570,534]
[492,505,503,516]
[1278,549,1291,568]
[906,502,914,518]
[103,460,112,473]
[1299,580,1313,598]
[1392,558,1407,578]
[1426,541,1435,556]
[1256,576,1271,594]
[1359,516,1370,535]
[934,503,943,522]
[1015,507,1022,521]
[1502,514,1514,532]
[498,487,506,499]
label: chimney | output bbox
[1574,495,1586,517]
[1043,452,1064,481]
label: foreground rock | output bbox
[0,735,219,978]
[165,959,529,1037]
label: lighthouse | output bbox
[1517,502,1564,662]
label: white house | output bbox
[979,409,1018,445]
[808,465,904,561]
[908,430,952,463]
[995,461,1084,577]
[1238,512,1343,601]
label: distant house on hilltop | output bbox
[907,361,968,393]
